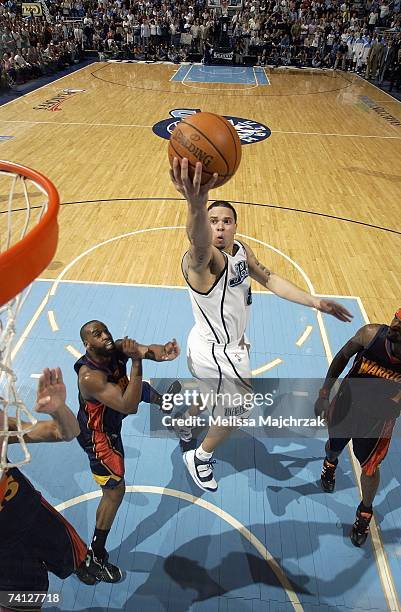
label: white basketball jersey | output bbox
[184,240,252,345]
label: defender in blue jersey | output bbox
[74,320,180,584]
[315,310,401,546]
[0,368,96,612]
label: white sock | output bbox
[196,444,213,461]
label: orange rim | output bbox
[0,161,59,306]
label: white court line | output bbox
[0,63,93,110]
[271,129,401,139]
[316,297,400,611]
[36,278,367,302]
[11,293,51,361]
[44,227,316,298]
[11,225,398,607]
[30,373,41,379]
[180,69,258,91]
[295,325,313,347]
[356,295,371,323]
[354,72,401,106]
[47,310,59,332]
[65,344,82,359]
[353,299,401,610]
[181,63,195,85]
[181,82,258,91]
[55,486,303,611]
[37,276,271,291]
[168,63,188,82]
[317,293,366,299]
[0,119,153,128]
[2,119,398,140]
[253,66,270,86]
[252,66,258,87]
[252,358,283,376]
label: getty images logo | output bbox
[152,109,271,145]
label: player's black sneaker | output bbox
[350,503,373,547]
[320,458,337,493]
[179,436,197,452]
[75,557,98,585]
[77,549,122,583]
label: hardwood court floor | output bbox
[0,62,400,321]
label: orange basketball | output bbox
[168,112,242,188]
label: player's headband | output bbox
[395,308,401,320]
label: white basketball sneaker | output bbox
[183,449,218,492]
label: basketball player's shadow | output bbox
[99,519,397,611]
[218,428,315,488]
[117,433,314,550]
[265,460,357,517]
[108,523,311,611]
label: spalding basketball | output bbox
[168,112,242,188]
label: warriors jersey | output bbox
[183,240,252,345]
[0,466,42,547]
[336,325,401,420]
[74,351,129,435]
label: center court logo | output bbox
[152,108,271,145]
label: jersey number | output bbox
[0,475,19,512]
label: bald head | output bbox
[80,321,115,357]
[80,320,103,343]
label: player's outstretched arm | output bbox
[170,157,219,271]
[142,339,181,362]
[314,324,380,417]
[8,368,80,443]
[243,243,353,322]
[116,337,180,361]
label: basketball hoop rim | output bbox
[0,160,60,307]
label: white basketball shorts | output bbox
[186,327,253,417]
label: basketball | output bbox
[168,112,242,188]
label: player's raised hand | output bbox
[121,337,142,360]
[170,157,218,208]
[316,299,353,322]
[35,368,67,415]
[162,338,180,361]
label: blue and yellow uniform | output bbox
[75,351,151,488]
[328,325,401,475]
[0,466,87,601]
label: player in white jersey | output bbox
[170,157,353,493]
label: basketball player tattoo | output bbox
[255,259,271,283]
[188,249,206,266]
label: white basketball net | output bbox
[0,168,50,479]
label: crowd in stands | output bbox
[1,0,400,92]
